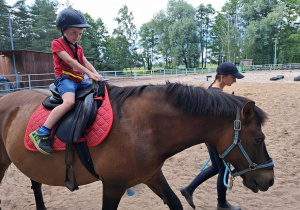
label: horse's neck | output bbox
[156,113,232,159]
[112,89,234,160]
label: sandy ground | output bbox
[1,70,300,209]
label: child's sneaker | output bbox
[29,130,53,155]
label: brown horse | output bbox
[0,83,274,210]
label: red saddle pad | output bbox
[24,87,113,151]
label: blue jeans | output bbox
[54,75,91,97]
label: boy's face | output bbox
[63,28,84,45]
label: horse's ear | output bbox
[241,101,255,121]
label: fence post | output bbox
[134,71,137,80]
[114,71,117,81]
[28,74,31,89]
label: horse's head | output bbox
[218,101,274,193]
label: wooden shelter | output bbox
[0,50,54,87]
[240,59,253,66]
[0,50,97,88]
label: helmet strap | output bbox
[61,29,80,64]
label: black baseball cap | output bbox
[216,62,244,79]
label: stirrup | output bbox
[65,180,78,192]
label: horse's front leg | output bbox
[30,179,46,210]
[145,170,183,210]
[102,180,127,210]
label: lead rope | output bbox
[200,157,234,189]
[200,157,211,171]
[224,163,235,190]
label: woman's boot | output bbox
[179,186,195,209]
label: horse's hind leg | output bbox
[0,163,10,184]
[145,170,183,210]
[0,138,11,183]
[102,181,126,210]
[31,179,46,210]
[0,143,12,210]
[0,163,10,209]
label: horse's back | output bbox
[0,89,49,134]
[0,89,47,155]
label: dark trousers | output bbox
[189,143,228,204]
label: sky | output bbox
[7,0,227,34]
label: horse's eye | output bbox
[255,137,264,143]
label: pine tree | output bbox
[29,0,59,52]
[0,0,11,50]
[11,0,32,50]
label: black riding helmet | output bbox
[56,7,91,63]
[56,7,91,30]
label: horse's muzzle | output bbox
[243,170,274,193]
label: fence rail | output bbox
[1,63,300,95]
[99,67,215,81]
[0,68,216,95]
[0,73,54,93]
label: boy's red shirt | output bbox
[51,38,85,82]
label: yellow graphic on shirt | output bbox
[62,70,84,81]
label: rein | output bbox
[219,108,274,188]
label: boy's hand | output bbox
[88,72,104,82]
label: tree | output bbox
[79,13,109,70]
[0,0,11,50]
[10,0,32,50]
[151,10,173,68]
[277,0,300,64]
[210,0,242,65]
[241,1,284,64]
[139,21,158,70]
[29,0,59,52]
[111,5,138,70]
[169,18,199,68]
[167,0,199,68]
[102,36,119,70]
[217,0,244,64]
[1,0,297,69]
[196,4,215,67]
[210,13,227,64]
[151,0,200,68]
[286,32,300,63]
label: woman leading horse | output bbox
[0,82,274,209]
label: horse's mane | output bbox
[108,82,267,124]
